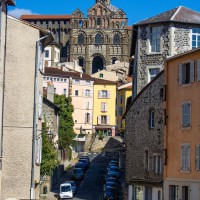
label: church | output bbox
[21,0,132,74]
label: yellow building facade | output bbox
[93,79,117,136]
[117,82,132,132]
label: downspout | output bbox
[30,33,50,200]
[0,0,8,159]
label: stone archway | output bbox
[92,55,104,74]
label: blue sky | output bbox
[8,0,200,25]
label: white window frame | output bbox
[152,154,162,174]
[44,50,50,58]
[150,26,161,53]
[192,28,200,49]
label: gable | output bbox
[72,9,84,18]
[88,2,111,15]
[114,9,126,18]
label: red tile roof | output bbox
[93,78,117,85]
[44,67,94,80]
[127,26,132,30]
[21,15,72,20]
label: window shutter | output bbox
[178,64,182,85]
[181,144,190,171]
[90,113,92,124]
[98,116,101,124]
[105,103,107,112]
[107,91,110,98]
[38,92,42,119]
[196,145,200,171]
[98,90,102,98]
[197,59,200,81]
[35,137,42,165]
[182,103,190,127]
[190,60,194,83]
[101,103,104,112]
[83,90,85,97]
[37,42,44,72]
[107,116,110,124]
[85,113,87,123]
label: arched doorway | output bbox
[92,55,104,74]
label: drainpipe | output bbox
[30,33,50,200]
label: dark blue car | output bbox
[103,186,119,200]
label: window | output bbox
[57,78,60,81]
[144,150,149,171]
[195,144,200,171]
[169,185,179,200]
[95,33,102,44]
[99,73,104,78]
[153,154,162,174]
[43,77,47,81]
[179,61,194,85]
[158,191,161,200]
[192,28,200,49]
[150,26,161,52]
[54,77,56,81]
[75,90,79,96]
[85,113,90,124]
[182,186,189,200]
[97,18,101,26]
[74,79,80,84]
[78,34,84,45]
[101,115,107,124]
[113,34,120,44]
[85,89,90,97]
[54,88,56,94]
[86,81,90,85]
[118,107,123,116]
[101,102,107,112]
[181,144,190,172]
[98,90,110,99]
[148,68,160,82]
[182,102,191,127]
[63,89,67,96]
[45,50,49,58]
[149,110,155,128]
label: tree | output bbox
[41,122,60,176]
[54,94,75,149]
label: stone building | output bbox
[123,71,164,200]
[131,6,200,97]
[21,0,132,74]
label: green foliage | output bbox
[54,94,75,149]
[41,123,60,176]
[65,164,71,171]
[97,130,104,140]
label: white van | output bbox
[59,182,73,199]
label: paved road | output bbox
[73,152,112,200]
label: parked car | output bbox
[103,186,119,200]
[80,155,90,162]
[64,181,76,194]
[107,166,120,178]
[105,173,119,181]
[104,181,118,191]
[72,168,84,180]
[75,162,87,171]
[109,160,119,165]
[107,163,118,170]
[78,158,90,169]
[59,182,73,199]
[105,177,119,185]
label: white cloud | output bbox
[8,8,38,18]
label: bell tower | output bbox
[96,0,110,6]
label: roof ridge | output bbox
[170,6,182,21]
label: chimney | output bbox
[47,83,54,103]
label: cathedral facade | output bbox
[21,0,131,74]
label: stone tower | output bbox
[96,0,110,6]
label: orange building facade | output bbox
[164,49,200,200]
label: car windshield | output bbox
[61,185,71,192]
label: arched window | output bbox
[149,109,155,128]
[113,34,120,44]
[95,33,102,44]
[85,89,90,97]
[97,18,101,26]
[78,34,84,44]
[79,20,83,28]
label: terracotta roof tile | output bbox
[93,78,117,84]
[21,15,72,20]
[127,26,132,30]
[44,67,94,80]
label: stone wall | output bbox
[125,72,164,185]
[134,22,193,95]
